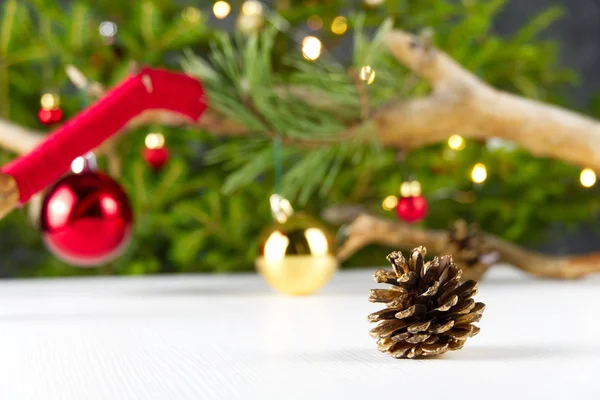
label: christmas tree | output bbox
[0,0,597,277]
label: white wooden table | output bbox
[0,266,598,399]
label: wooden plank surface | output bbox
[0,266,597,399]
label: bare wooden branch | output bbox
[377,30,600,170]
[65,64,106,98]
[336,214,447,262]
[336,213,600,279]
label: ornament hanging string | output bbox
[0,68,206,208]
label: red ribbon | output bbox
[2,68,206,204]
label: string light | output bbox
[237,1,264,34]
[40,93,59,110]
[241,0,263,16]
[382,195,398,211]
[471,163,487,184]
[400,182,411,197]
[359,65,376,84]
[448,134,466,151]
[580,168,596,188]
[302,36,322,61]
[99,21,117,38]
[213,1,231,19]
[399,180,421,197]
[182,7,202,23]
[409,181,422,196]
[145,133,165,150]
[331,16,347,35]
[307,15,322,30]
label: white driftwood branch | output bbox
[377,31,600,170]
[0,119,44,155]
[336,213,600,279]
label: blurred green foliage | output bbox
[0,0,597,277]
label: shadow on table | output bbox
[445,344,579,361]
[278,344,580,364]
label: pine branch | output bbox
[3,26,600,202]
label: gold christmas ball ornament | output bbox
[256,195,338,295]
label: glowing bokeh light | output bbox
[471,163,487,184]
[580,168,596,188]
[302,36,322,61]
[213,1,231,19]
[331,16,347,35]
[448,134,466,151]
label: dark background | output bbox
[497,0,600,252]
[496,0,600,106]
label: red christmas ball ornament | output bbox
[38,93,63,125]
[395,180,428,223]
[396,195,428,223]
[143,133,169,170]
[40,169,133,267]
[143,148,169,170]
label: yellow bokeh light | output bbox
[400,182,411,198]
[580,168,596,188]
[302,36,322,61]
[331,16,347,35]
[307,15,323,30]
[359,65,376,84]
[213,1,231,19]
[40,93,59,110]
[399,181,421,197]
[241,0,263,16]
[448,134,466,151]
[182,7,202,23]
[145,133,165,149]
[382,195,398,211]
[471,163,487,184]
[409,181,422,196]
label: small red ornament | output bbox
[49,108,63,123]
[143,147,169,170]
[40,171,133,267]
[143,133,169,170]
[38,93,63,125]
[37,108,54,125]
[396,195,428,223]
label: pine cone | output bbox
[368,247,484,359]
[443,220,498,281]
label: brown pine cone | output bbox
[368,247,485,359]
[443,220,499,281]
